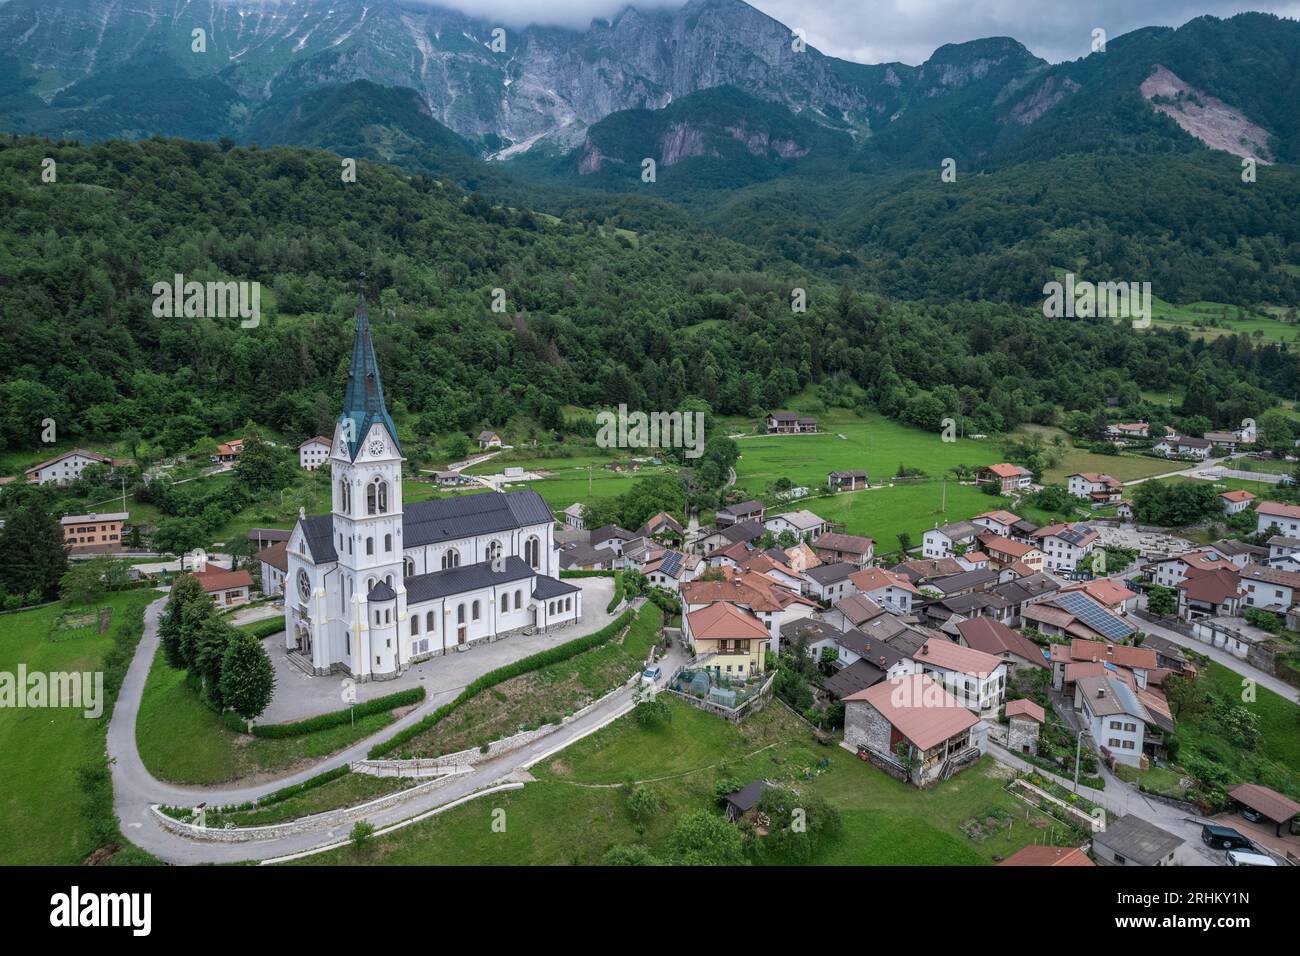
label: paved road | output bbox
[108,594,671,864]
[1134,607,1299,703]
[987,743,1224,866]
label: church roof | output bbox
[300,514,338,563]
[406,555,533,603]
[340,295,401,461]
[367,580,397,602]
[533,575,582,600]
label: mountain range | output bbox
[2,0,1298,177]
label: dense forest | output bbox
[1,134,1298,467]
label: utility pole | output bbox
[940,477,947,513]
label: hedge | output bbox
[248,686,426,739]
[560,569,615,578]
[238,616,285,640]
[370,608,637,758]
[605,570,625,614]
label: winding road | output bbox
[108,594,673,864]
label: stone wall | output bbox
[844,700,891,755]
[1007,716,1040,755]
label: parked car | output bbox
[1226,849,1277,866]
[1240,806,1264,824]
[640,665,662,686]
[1201,824,1254,851]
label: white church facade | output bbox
[283,297,581,680]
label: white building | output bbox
[912,638,1007,716]
[298,436,332,470]
[1067,472,1123,504]
[283,298,580,680]
[763,509,827,542]
[1074,675,1148,768]
[1031,523,1098,573]
[922,520,979,559]
[563,502,585,530]
[24,448,115,486]
[848,567,918,615]
[1257,501,1300,536]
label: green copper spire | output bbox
[340,294,400,460]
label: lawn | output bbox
[297,699,1067,866]
[1139,297,1300,345]
[0,590,155,865]
[1040,449,1182,485]
[771,482,1005,551]
[731,411,1000,494]
[176,770,417,828]
[135,647,401,785]
[1175,662,1300,801]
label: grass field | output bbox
[1040,450,1182,485]
[193,771,416,828]
[731,411,1000,494]
[773,483,1004,549]
[135,647,401,785]
[297,699,1070,866]
[0,591,154,865]
[1141,297,1300,344]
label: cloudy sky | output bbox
[430,0,1300,63]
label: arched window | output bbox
[384,533,393,553]
[501,592,510,612]
[374,610,380,625]
[366,537,374,556]
[404,557,414,577]
[441,549,460,570]
[339,481,351,515]
[367,478,389,515]
[385,574,393,587]
[565,597,572,612]
[472,600,481,621]
[515,589,523,608]
[524,535,540,569]
[457,604,465,624]
[487,540,503,562]
[367,577,375,592]
[411,617,420,636]
[385,609,391,623]
[426,611,435,631]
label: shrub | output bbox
[251,686,424,738]
[606,571,625,613]
[350,819,376,852]
[237,616,286,640]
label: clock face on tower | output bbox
[368,438,386,457]
[297,569,311,601]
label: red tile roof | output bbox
[1004,698,1046,723]
[998,845,1094,866]
[956,617,1048,668]
[843,674,979,751]
[1228,783,1300,824]
[1218,490,1256,503]
[849,567,919,595]
[916,637,1004,677]
[686,601,770,641]
[192,567,254,592]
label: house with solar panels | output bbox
[1074,675,1152,768]
[283,298,579,681]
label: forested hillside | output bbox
[1,135,1296,465]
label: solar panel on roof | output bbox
[1055,591,1134,641]
[661,552,682,577]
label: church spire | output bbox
[340,294,401,460]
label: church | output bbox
[283,297,582,680]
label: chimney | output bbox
[921,644,929,656]
[1097,687,1106,698]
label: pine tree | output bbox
[0,503,68,601]
[220,632,276,721]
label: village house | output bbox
[642,550,701,589]
[922,520,980,559]
[699,520,766,556]
[192,563,254,610]
[824,592,887,632]
[557,540,612,571]
[812,532,874,568]
[1267,534,1300,571]
[1105,422,1151,440]
[827,469,867,491]
[213,439,244,464]
[979,463,1033,494]
[971,510,1020,537]
[955,617,1048,673]
[1074,676,1151,769]
[60,512,128,552]
[1031,522,1098,573]
[715,499,766,528]
[1154,435,1212,459]
[1239,564,1300,614]
[1059,578,1139,615]
[913,638,1007,715]
[248,528,291,550]
[681,570,819,652]
[683,602,770,680]
[1204,430,1253,453]
[998,844,1093,867]
[843,674,987,786]
[1176,566,1242,620]
[765,411,818,434]
[477,430,503,449]
[260,541,289,596]
[1067,472,1124,504]
[298,436,332,470]
[802,561,859,604]
[1031,592,1137,653]
[978,533,1045,572]
[590,524,635,562]
[781,540,821,573]
[1004,698,1046,755]
[562,503,585,530]
[637,511,685,541]
[891,557,965,585]
[763,508,827,542]
[1148,547,1238,588]
[737,551,804,591]
[25,448,121,486]
[849,567,919,615]
[1256,500,1300,536]
[986,571,1061,626]
[1049,637,1155,692]
[1091,814,1183,866]
[1217,489,1256,514]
